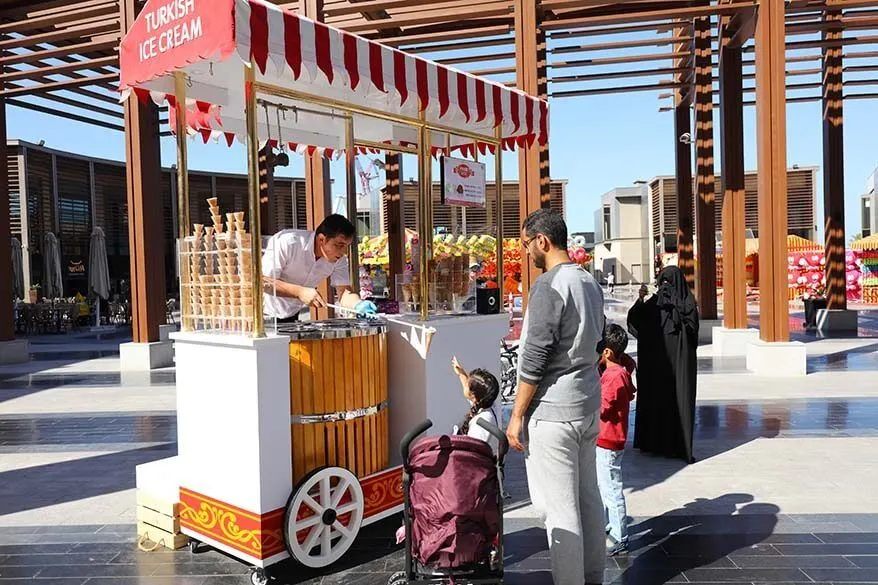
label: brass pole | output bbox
[173,72,191,330]
[417,120,433,321]
[345,116,360,293]
[253,81,500,147]
[355,138,417,155]
[473,140,479,162]
[173,72,190,238]
[494,127,504,293]
[245,63,265,337]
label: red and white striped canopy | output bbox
[119,0,548,153]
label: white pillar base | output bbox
[712,327,760,356]
[120,340,174,371]
[746,339,807,377]
[698,320,722,345]
[816,309,858,333]
[0,339,29,364]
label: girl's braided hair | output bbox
[459,368,500,435]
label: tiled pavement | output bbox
[2,312,878,584]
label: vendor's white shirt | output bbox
[262,229,351,318]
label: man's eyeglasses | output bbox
[521,236,536,250]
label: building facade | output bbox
[592,182,651,284]
[649,166,819,254]
[6,140,309,297]
[7,140,566,297]
[862,168,877,238]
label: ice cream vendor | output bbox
[261,214,377,323]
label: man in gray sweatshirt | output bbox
[506,209,606,585]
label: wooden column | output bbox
[718,26,748,329]
[694,17,718,319]
[514,0,550,302]
[384,154,404,299]
[822,7,846,311]
[300,0,331,319]
[755,0,789,343]
[122,0,166,343]
[0,101,12,342]
[674,23,695,293]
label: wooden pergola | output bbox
[2,0,876,349]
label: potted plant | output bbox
[28,284,40,304]
[802,280,827,330]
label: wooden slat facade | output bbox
[5,141,308,297]
[650,167,818,251]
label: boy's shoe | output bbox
[607,541,629,557]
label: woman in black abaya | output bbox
[627,266,699,463]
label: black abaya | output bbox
[627,266,699,463]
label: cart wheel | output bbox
[387,571,407,585]
[188,539,201,554]
[284,466,364,568]
[248,567,269,585]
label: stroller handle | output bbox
[475,417,510,462]
[400,419,433,461]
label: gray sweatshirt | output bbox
[517,263,605,422]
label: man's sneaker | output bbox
[607,541,629,557]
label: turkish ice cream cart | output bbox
[119,0,547,583]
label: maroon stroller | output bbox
[388,418,509,585]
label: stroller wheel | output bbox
[248,567,269,585]
[387,571,407,585]
[284,467,364,568]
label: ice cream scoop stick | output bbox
[326,302,437,343]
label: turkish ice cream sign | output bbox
[119,0,235,90]
[138,0,203,62]
[441,156,487,208]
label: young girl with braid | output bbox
[451,356,500,454]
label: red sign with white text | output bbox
[119,0,236,90]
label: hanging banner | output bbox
[440,156,487,209]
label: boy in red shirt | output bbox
[596,324,637,556]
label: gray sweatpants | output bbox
[525,413,605,585]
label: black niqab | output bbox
[627,266,699,463]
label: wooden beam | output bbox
[549,21,676,38]
[0,99,12,340]
[694,16,717,320]
[403,36,512,54]
[515,0,550,305]
[121,0,166,344]
[553,34,688,55]
[18,92,122,119]
[6,98,123,130]
[342,5,512,33]
[384,153,405,299]
[0,39,118,67]
[0,73,118,98]
[0,19,119,50]
[674,25,695,293]
[436,51,515,66]
[755,0,789,343]
[2,55,118,82]
[551,49,691,69]
[543,2,758,30]
[822,7,847,311]
[550,65,686,84]
[719,35,747,329]
[377,25,511,46]
[0,1,118,34]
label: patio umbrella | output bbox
[88,227,110,326]
[10,237,24,300]
[42,232,63,299]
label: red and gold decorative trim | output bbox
[179,488,285,559]
[361,466,403,519]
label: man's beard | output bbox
[532,250,546,270]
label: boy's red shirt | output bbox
[597,358,637,451]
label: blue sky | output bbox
[8,82,877,239]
